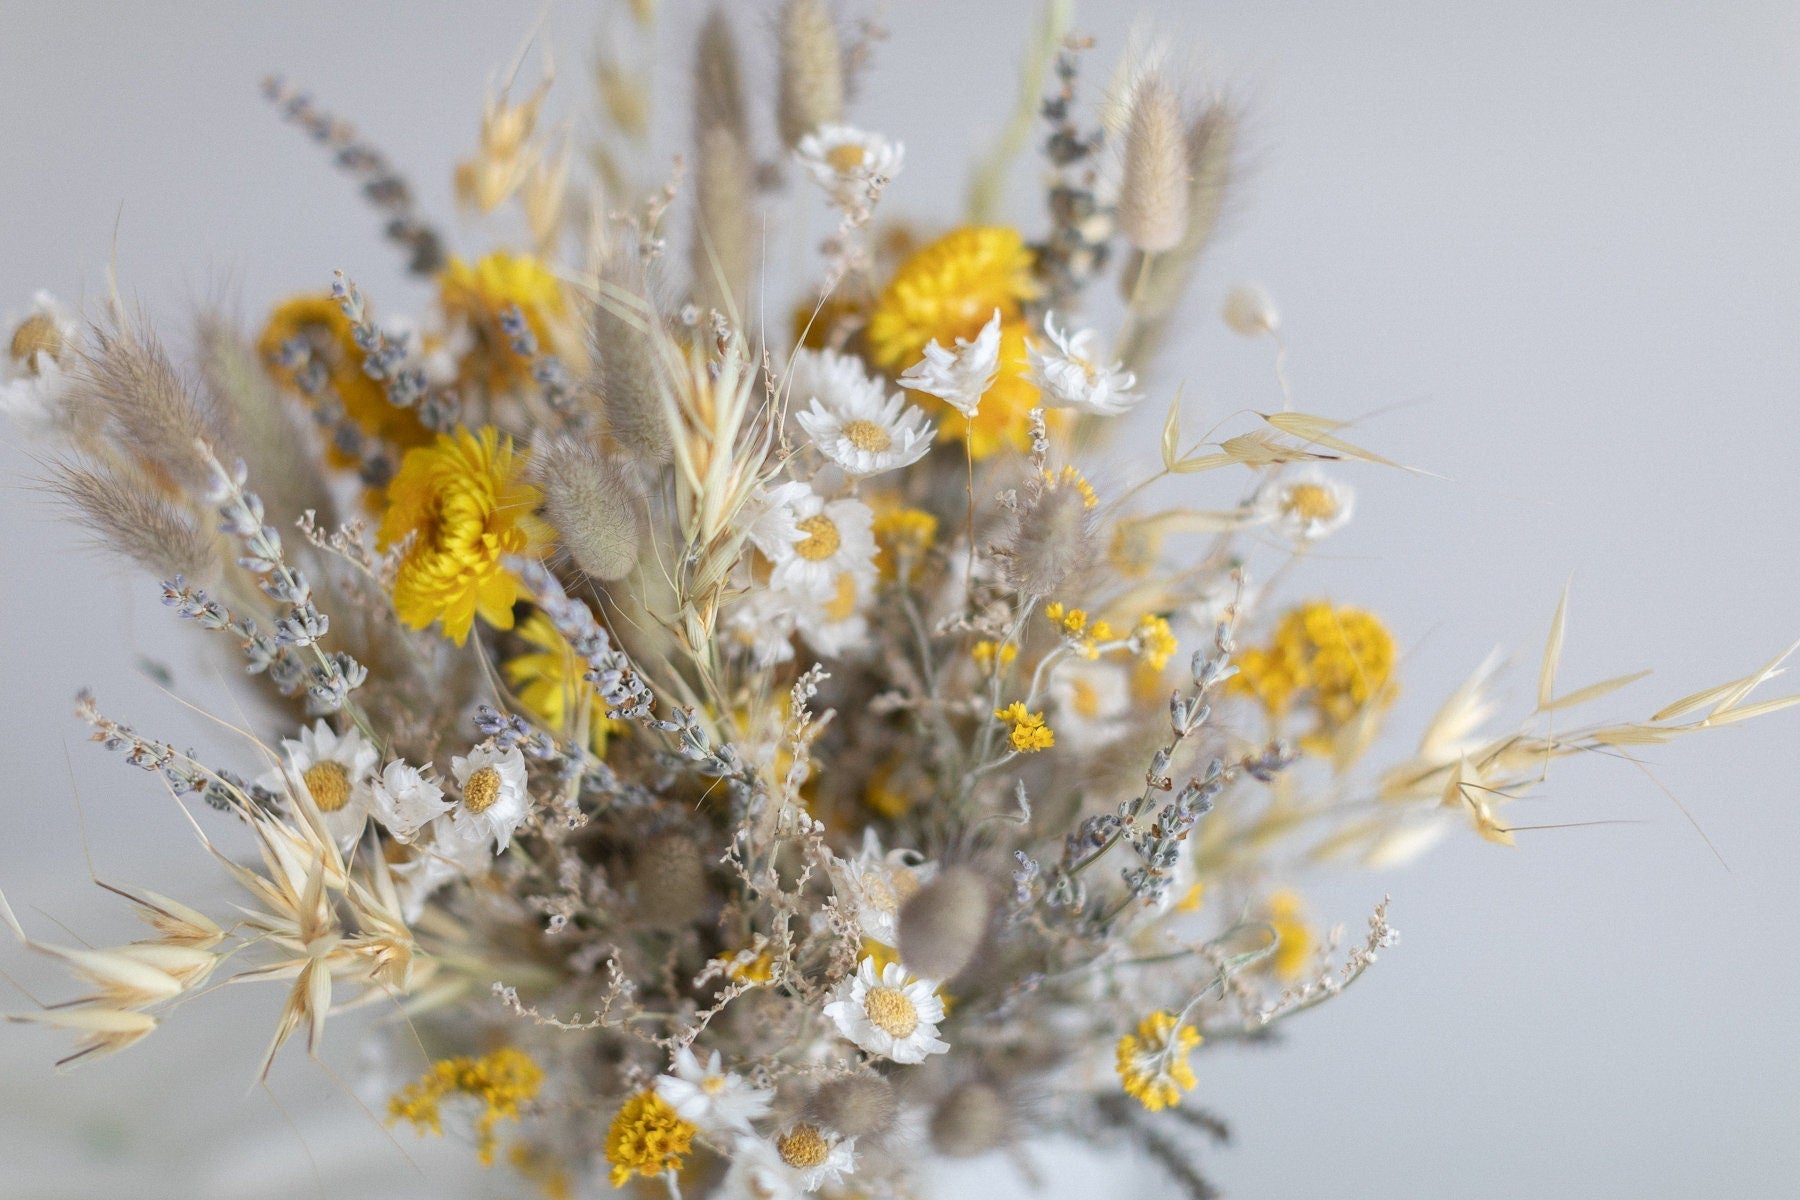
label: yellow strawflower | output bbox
[379,425,550,645]
[1266,889,1316,982]
[604,1090,696,1187]
[994,702,1055,752]
[1115,1010,1201,1111]
[866,227,1050,459]
[257,292,432,467]
[439,251,577,394]
[388,1046,544,1167]
[1229,601,1397,752]
[504,612,623,755]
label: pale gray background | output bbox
[3,2,1798,1197]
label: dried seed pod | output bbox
[1000,485,1097,599]
[692,123,756,318]
[631,831,708,931]
[777,0,845,148]
[589,265,673,466]
[1116,72,1191,255]
[897,866,991,983]
[533,436,643,582]
[694,7,748,145]
[807,1074,897,1138]
[929,1082,1012,1158]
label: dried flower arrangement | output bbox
[2,3,1791,1197]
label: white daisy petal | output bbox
[898,308,1002,417]
[1025,311,1140,416]
[824,956,950,1065]
[445,744,530,853]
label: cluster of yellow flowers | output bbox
[388,1046,545,1166]
[994,701,1056,752]
[1115,1010,1202,1112]
[1045,601,1115,659]
[603,1090,696,1187]
[1229,601,1397,751]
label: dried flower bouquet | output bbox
[2,4,1789,1198]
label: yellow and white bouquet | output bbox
[3,4,1789,1197]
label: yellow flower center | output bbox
[9,314,62,371]
[463,765,503,814]
[824,573,860,622]
[841,418,893,453]
[1283,483,1339,523]
[302,760,354,813]
[826,143,869,173]
[794,514,841,562]
[861,874,897,914]
[1070,677,1101,719]
[863,985,920,1038]
[777,1124,831,1170]
[701,1074,728,1096]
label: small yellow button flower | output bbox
[1116,1010,1202,1111]
[604,1090,696,1187]
[994,702,1055,752]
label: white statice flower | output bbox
[1259,467,1354,541]
[824,957,950,1064]
[794,124,903,206]
[835,828,935,945]
[390,825,491,923]
[790,350,934,477]
[260,719,379,849]
[1025,312,1140,416]
[898,308,1002,417]
[445,744,530,853]
[1048,659,1135,750]
[793,566,875,658]
[2,291,80,433]
[368,759,451,842]
[723,1127,857,1198]
[749,483,878,601]
[655,1046,774,1134]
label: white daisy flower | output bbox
[790,350,934,477]
[794,566,875,658]
[753,485,878,602]
[1048,659,1135,750]
[724,584,802,667]
[824,957,950,1065]
[655,1046,774,1134]
[390,824,491,923]
[1260,467,1354,541]
[794,124,903,205]
[898,308,1002,417]
[835,828,934,945]
[260,719,379,849]
[368,759,451,842]
[2,291,80,434]
[444,744,530,853]
[723,1126,857,1198]
[1025,312,1141,416]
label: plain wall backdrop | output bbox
[2,2,1798,1197]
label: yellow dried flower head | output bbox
[504,612,623,755]
[994,702,1054,753]
[1045,601,1113,660]
[257,293,432,467]
[388,1046,544,1167]
[1229,601,1397,751]
[1133,615,1178,671]
[379,425,550,645]
[1266,889,1315,982]
[866,227,1037,370]
[867,227,1048,460]
[439,252,575,394]
[1115,1010,1201,1112]
[604,1090,696,1187]
[871,504,939,580]
[972,639,1018,673]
